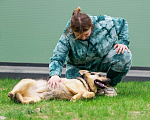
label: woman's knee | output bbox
[122,50,132,64]
[100,49,132,72]
[111,50,132,72]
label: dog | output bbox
[8,70,110,104]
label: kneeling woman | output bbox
[48,7,132,97]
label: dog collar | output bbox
[76,77,92,92]
[88,85,92,92]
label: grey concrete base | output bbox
[0,65,150,81]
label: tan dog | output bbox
[8,70,110,104]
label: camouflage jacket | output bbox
[49,15,129,77]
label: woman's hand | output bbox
[114,44,130,54]
[47,75,63,89]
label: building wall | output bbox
[0,0,150,67]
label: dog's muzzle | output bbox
[94,78,111,89]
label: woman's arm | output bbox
[48,21,71,88]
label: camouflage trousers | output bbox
[66,48,132,87]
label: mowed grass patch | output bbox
[0,79,150,120]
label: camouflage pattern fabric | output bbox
[49,15,132,86]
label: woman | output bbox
[48,7,132,97]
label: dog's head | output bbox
[79,70,111,93]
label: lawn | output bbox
[0,79,150,120]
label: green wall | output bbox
[0,0,150,67]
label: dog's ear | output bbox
[79,70,89,75]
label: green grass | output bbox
[0,79,150,120]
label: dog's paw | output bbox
[8,92,14,99]
[82,92,95,99]
[70,98,76,102]
[29,101,35,104]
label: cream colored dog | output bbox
[8,70,110,104]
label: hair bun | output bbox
[72,7,81,16]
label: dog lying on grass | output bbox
[8,70,110,104]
